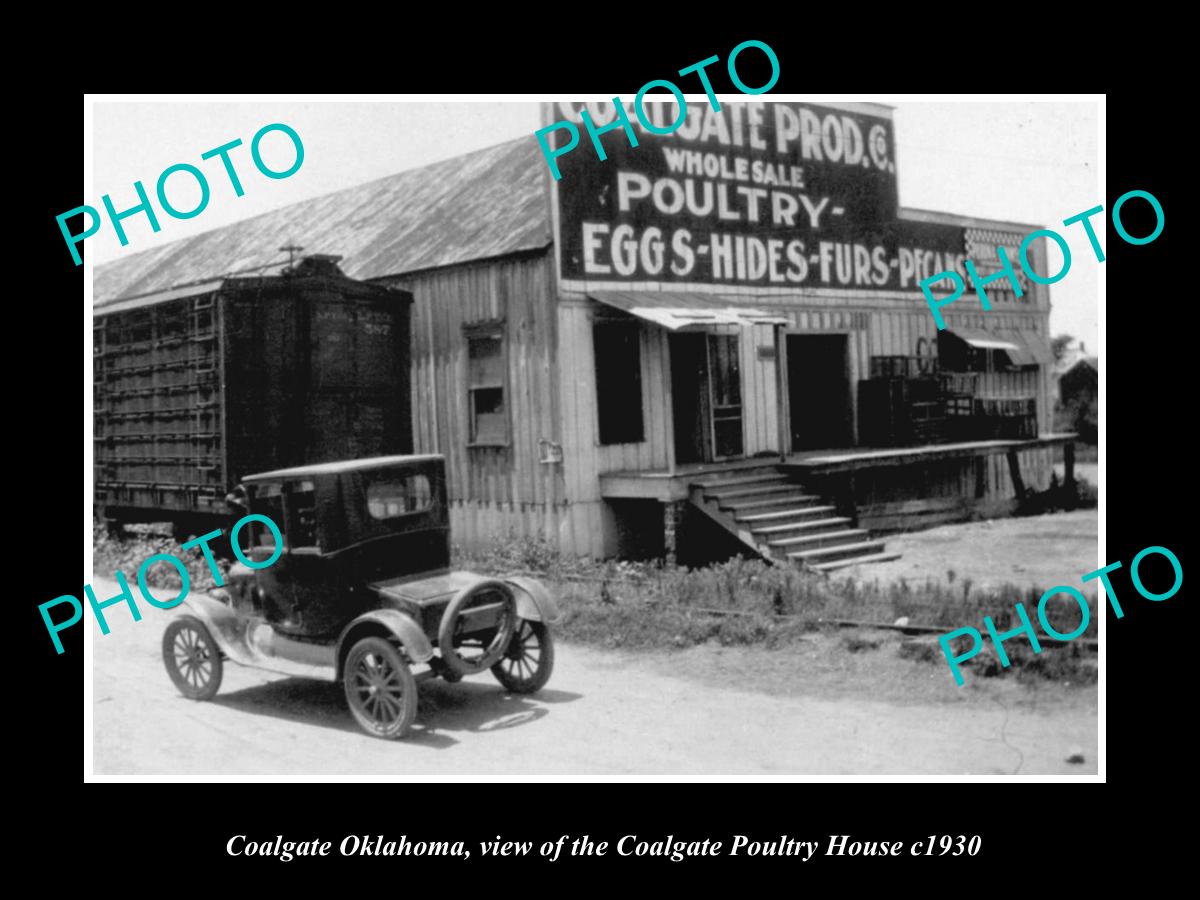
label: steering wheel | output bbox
[437,579,518,677]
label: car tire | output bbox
[343,636,418,740]
[491,620,554,694]
[162,616,224,701]
[438,580,518,678]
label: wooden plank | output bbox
[558,305,583,504]
[662,328,677,475]
[570,502,591,557]
[788,436,1071,475]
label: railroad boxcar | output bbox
[93,255,413,538]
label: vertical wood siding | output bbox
[378,251,585,555]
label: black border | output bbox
[32,42,1176,878]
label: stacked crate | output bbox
[941,371,980,441]
[858,359,1038,447]
[974,396,1038,439]
[857,357,946,447]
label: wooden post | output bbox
[663,500,682,566]
[663,331,677,477]
[775,324,788,462]
[1006,449,1027,501]
[1063,440,1076,489]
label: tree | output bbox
[1051,334,1074,364]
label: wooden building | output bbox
[94,101,1072,569]
[1056,354,1098,444]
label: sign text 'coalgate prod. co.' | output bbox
[535,55,966,294]
[57,123,304,266]
[39,514,283,654]
[543,95,937,290]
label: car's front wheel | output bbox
[491,620,554,694]
[343,637,418,740]
[162,616,223,701]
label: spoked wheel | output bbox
[343,637,418,740]
[491,620,554,694]
[162,616,223,701]
[438,580,517,678]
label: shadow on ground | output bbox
[212,677,582,749]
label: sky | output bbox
[90,98,1100,348]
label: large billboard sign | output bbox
[546,100,970,293]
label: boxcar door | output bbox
[280,479,336,636]
[242,481,298,628]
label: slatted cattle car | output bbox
[94,256,412,536]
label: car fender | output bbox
[337,609,434,676]
[504,576,561,625]
[181,590,252,660]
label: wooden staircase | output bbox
[688,468,901,573]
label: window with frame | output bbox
[366,474,433,520]
[466,328,508,446]
[286,481,318,550]
[593,321,645,445]
[243,482,287,554]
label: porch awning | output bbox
[944,326,1053,366]
[589,291,789,331]
[998,328,1054,365]
[944,327,1021,352]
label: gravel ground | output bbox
[835,508,1100,593]
[90,575,1097,778]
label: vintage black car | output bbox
[161,455,559,739]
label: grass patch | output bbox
[90,528,1095,683]
[454,537,1097,685]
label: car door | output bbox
[280,479,329,634]
[243,481,299,628]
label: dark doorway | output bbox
[787,334,852,450]
[670,332,744,464]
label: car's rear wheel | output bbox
[162,616,223,701]
[343,637,417,740]
[491,620,554,694]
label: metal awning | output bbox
[944,326,1053,366]
[944,327,1021,352]
[589,291,789,331]
[998,328,1054,365]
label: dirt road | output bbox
[90,577,1097,778]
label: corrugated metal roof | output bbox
[590,291,790,331]
[94,137,551,306]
